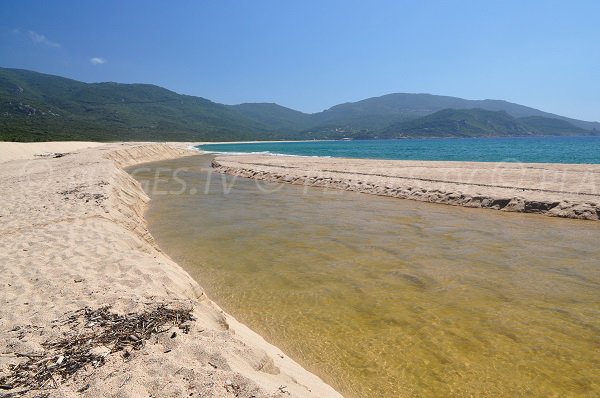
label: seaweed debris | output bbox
[0,304,194,397]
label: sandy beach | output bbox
[0,142,342,398]
[212,155,600,220]
[2,141,598,397]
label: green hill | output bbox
[380,109,527,138]
[227,103,312,132]
[310,93,600,133]
[518,116,592,136]
[380,109,591,138]
[1,67,597,141]
[0,68,281,141]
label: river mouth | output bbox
[130,154,600,398]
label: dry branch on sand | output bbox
[0,304,194,397]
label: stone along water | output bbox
[130,155,600,397]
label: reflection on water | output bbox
[130,155,600,398]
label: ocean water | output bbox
[199,136,600,164]
[130,155,600,398]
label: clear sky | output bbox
[2,0,599,121]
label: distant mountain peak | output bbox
[1,67,597,142]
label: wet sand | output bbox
[212,155,600,220]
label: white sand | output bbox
[0,141,106,163]
[0,142,341,397]
[212,155,600,220]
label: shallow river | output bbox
[130,155,599,397]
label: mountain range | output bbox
[1,67,598,142]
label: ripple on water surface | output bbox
[131,155,600,398]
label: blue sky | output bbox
[2,0,599,121]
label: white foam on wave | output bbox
[199,149,331,158]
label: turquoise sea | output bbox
[199,136,600,164]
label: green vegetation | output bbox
[226,103,313,132]
[0,68,282,141]
[310,93,599,131]
[379,109,592,138]
[518,116,591,136]
[381,109,528,138]
[1,67,597,142]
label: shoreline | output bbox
[197,136,600,165]
[212,155,600,221]
[0,142,342,397]
[128,153,600,397]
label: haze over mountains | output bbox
[1,67,598,142]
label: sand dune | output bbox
[0,142,341,398]
[212,155,600,220]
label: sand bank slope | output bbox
[0,143,341,397]
[212,155,600,220]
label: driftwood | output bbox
[0,304,194,397]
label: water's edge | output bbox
[199,136,600,164]
[211,158,600,221]
[137,154,600,397]
[125,150,343,398]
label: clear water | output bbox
[130,155,600,398]
[200,136,600,164]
